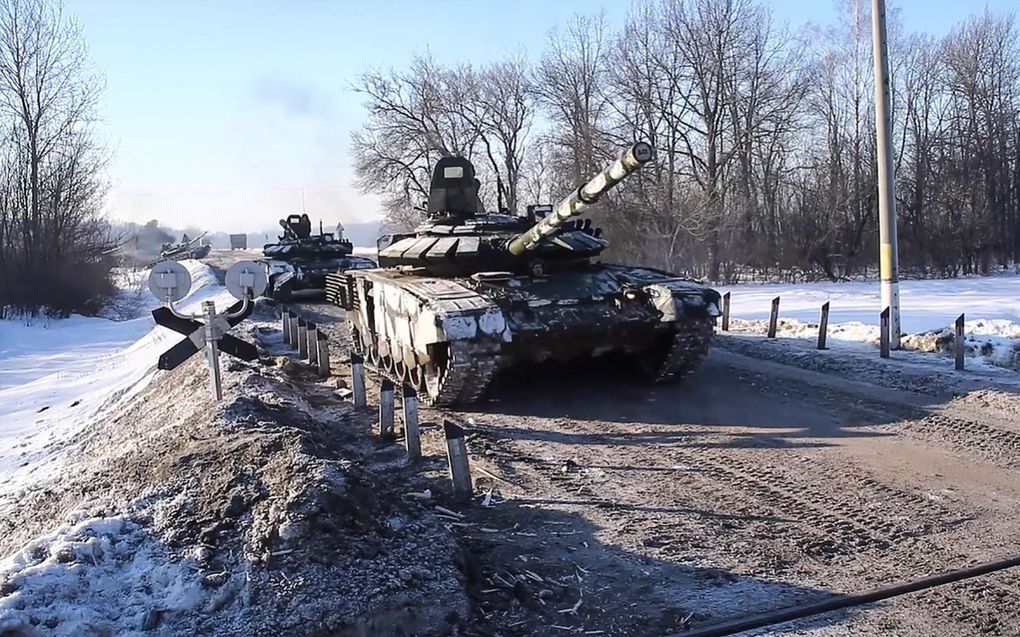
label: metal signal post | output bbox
[872,0,902,348]
[148,260,267,400]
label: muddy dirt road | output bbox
[206,251,1020,636]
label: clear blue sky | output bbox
[67,0,1014,233]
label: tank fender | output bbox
[644,283,721,321]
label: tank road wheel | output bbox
[394,359,410,384]
[408,363,425,392]
[639,318,714,383]
[365,341,380,366]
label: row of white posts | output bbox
[358,366,472,500]
[281,309,330,377]
[719,292,967,371]
[282,308,472,501]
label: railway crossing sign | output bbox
[149,260,268,399]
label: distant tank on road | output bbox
[150,232,211,266]
[261,214,375,301]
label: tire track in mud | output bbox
[665,449,1020,635]
[667,450,952,558]
[477,422,1020,636]
[901,413,1020,471]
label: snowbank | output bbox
[719,276,1020,370]
[0,261,233,505]
[0,500,205,637]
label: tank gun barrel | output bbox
[507,142,653,256]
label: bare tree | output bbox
[0,0,112,316]
[349,0,1020,282]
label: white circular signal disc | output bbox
[225,260,268,300]
[148,261,192,303]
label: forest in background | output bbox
[352,0,1020,282]
[0,0,112,317]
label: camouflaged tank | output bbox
[262,214,375,301]
[333,142,721,406]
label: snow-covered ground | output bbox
[0,261,233,504]
[718,275,1020,370]
[0,262,242,636]
[0,497,208,637]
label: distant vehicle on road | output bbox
[261,214,375,302]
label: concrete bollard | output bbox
[316,333,330,378]
[282,309,291,344]
[955,314,965,371]
[721,292,731,331]
[350,353,366,408]
[767,296,780,338]
[307,322,318,365]
[297,319,308,359]
[817,302,830,350]
[402,384,421,459]
[379,379,395,439]
[444,420,472,501]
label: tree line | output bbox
[352,0,1020,282]
[0,0,112,317]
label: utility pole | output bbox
[871,0,901,348]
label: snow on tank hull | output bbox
[340,264,720,406]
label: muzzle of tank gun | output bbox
[507,142,654,256]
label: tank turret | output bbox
[508,142,653,255]
[377,142,653,275]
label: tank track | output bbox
[651,317,715,382]
[428,341,502,406]
[361,336,502,407]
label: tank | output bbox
[154,231,211,264]
[261,214,375,301]
[333,142,721,406]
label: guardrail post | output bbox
[444,420,472,501]
[379,379,395,439]
[350,353,366,408]
[316,333,329,378]
[880,307,891,359]
[721,292,731,331]
[297,319,308,359]
[767,296,780,338]
[817,302,830,350]
[307,322,318,365]
[288,314,300,349]
[403,385,421,459]
[282,309,291,344]
[955,314,966,371]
